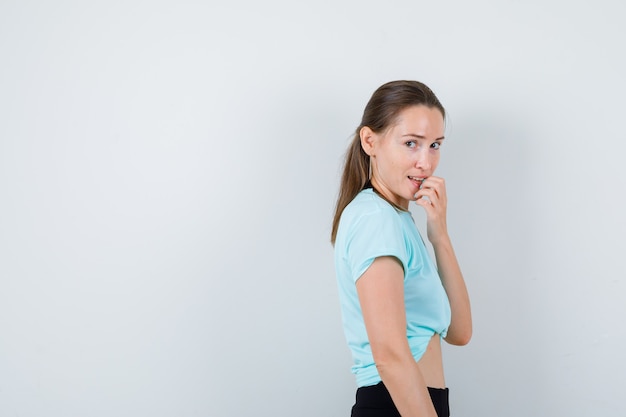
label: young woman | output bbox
[331,80,472,417]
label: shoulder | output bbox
[342,189,399,223]
[337,189,406,243]
[335,189,411,281]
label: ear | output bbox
[359,126,377,156]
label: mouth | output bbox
[408,176,425,188]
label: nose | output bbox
[415,148,431,171]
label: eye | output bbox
[431,142,442,150]
[405,140,417,148]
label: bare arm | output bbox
[432,235,472,345]
[356,256,438,417]
[415,176,472,345]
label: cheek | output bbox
[430,153,441,170]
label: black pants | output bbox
[351,381,450,417]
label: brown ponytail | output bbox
[330,80,445,244]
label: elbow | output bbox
[445,328,472,346]
[447,334,471,346]
[371,345,412,375]
[445,314,473,346]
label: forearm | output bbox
[432,235,472,345]
[376,358,438,417]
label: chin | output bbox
[405,190,419,202]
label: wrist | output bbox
[429,233,452,249]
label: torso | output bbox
[335,190,451,387]
[417,335,446,389]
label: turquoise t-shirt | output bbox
[334,188,451,387]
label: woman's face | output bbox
[361,105,445,209]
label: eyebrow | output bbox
[402,134,445,141]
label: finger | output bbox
[415,196,434,212]
[421,177,445,198]
[420,178,446,205]
[414,188,439,206]
[415,195,438,216]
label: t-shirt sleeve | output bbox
[345,209,408,283]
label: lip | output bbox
[408,176,425,189]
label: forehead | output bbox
[390,105,445,137]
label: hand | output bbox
[414,176,449,245]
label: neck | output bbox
[369,178,409,211]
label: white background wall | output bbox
[1,1,625,416]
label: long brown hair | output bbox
[330,80,445,244]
